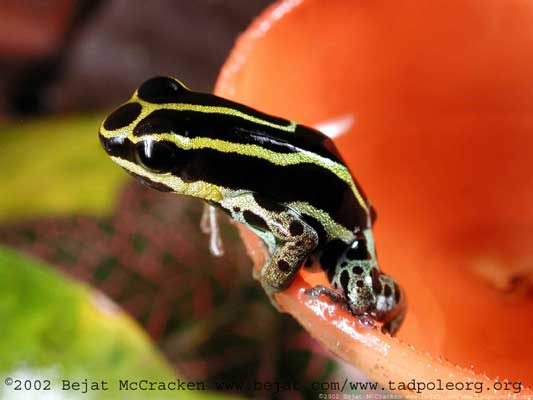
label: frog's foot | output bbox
[356,313,376,330]
[305,285,376,330]
[304,285,350,312]
[305,285,345,302]
[380,304,406,335]
[373,273,407,336]
[200,203,224,257]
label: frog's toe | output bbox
[357,313,377,330]
[381,307,406,336]
[304,285,345,303]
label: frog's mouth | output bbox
[125,170,173,193]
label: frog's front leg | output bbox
[220,193,318,304]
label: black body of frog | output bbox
[99,76,406,335]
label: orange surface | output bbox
[0,1,75,56]
[216,0,533,398]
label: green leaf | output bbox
[0,116,129,223]
[0,245,227,400]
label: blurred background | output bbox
[0,0,271,115]
[0,1,361,399]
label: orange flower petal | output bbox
[216,0,533,397]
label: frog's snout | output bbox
[99,133,129,159]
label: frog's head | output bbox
[99,77,222,201]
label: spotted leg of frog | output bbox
[306,229,406,334]
[98,76,406,335]
[214,193,318,299]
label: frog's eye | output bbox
[135,140,176,173]
[137,76,186,103]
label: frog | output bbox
[99,76,405,335]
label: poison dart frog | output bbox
[99,76,406,335]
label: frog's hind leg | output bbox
[220,193,319,304]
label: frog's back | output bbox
[135,77,344,164]
[116,76,370,236]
